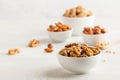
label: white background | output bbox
[0,0,119,29]
[0,0,120,80]
[0,0,119,19]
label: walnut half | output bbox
[28,39,40,47]
[8,48,20,55]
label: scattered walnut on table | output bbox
[8,48,20,55]
[28,39,40,47]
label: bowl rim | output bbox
[57,46,102,59]
[82,32,107,36]
[62,14,95,19]
[47,28,73,33]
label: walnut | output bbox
[59,43,100,57]
[28,39,40,47]
[8,48,20,55]
[65,43,80,48]
[90,47,100,55]
[86,48,94,56]
[81,44,88,50]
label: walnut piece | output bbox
[28,39,40,47]
[8,48,20,55]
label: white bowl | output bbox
[48,29,72,42]
[57,50,101,74]
[62,15,95,36]
[82,33,108,46]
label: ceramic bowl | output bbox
[82,33,108,46]
[48,29,72,42]
[62,15,95,36]
[57,49,101,74]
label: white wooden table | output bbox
[0,19,120,80]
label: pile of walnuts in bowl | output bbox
[59,43,100,57]
[47,22,71,32]
[63,5,93,17]
[83,26,106,35]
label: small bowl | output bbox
[47,29,72,42]
[82,33,108,46]
[62,15,95,36]
[57,49,101,74]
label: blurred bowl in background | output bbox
[47,29,72,42]
[62,15,95,36]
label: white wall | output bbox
[0,0,119,18]
[0,0,119,28]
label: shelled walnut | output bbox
[28,39,40,47]
[8,48,20,55]
[59,43,100,57]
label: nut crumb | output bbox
[105,50,116,54]
[106,50,112,53]
[103,59,106,62]
[113,51,116,54]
